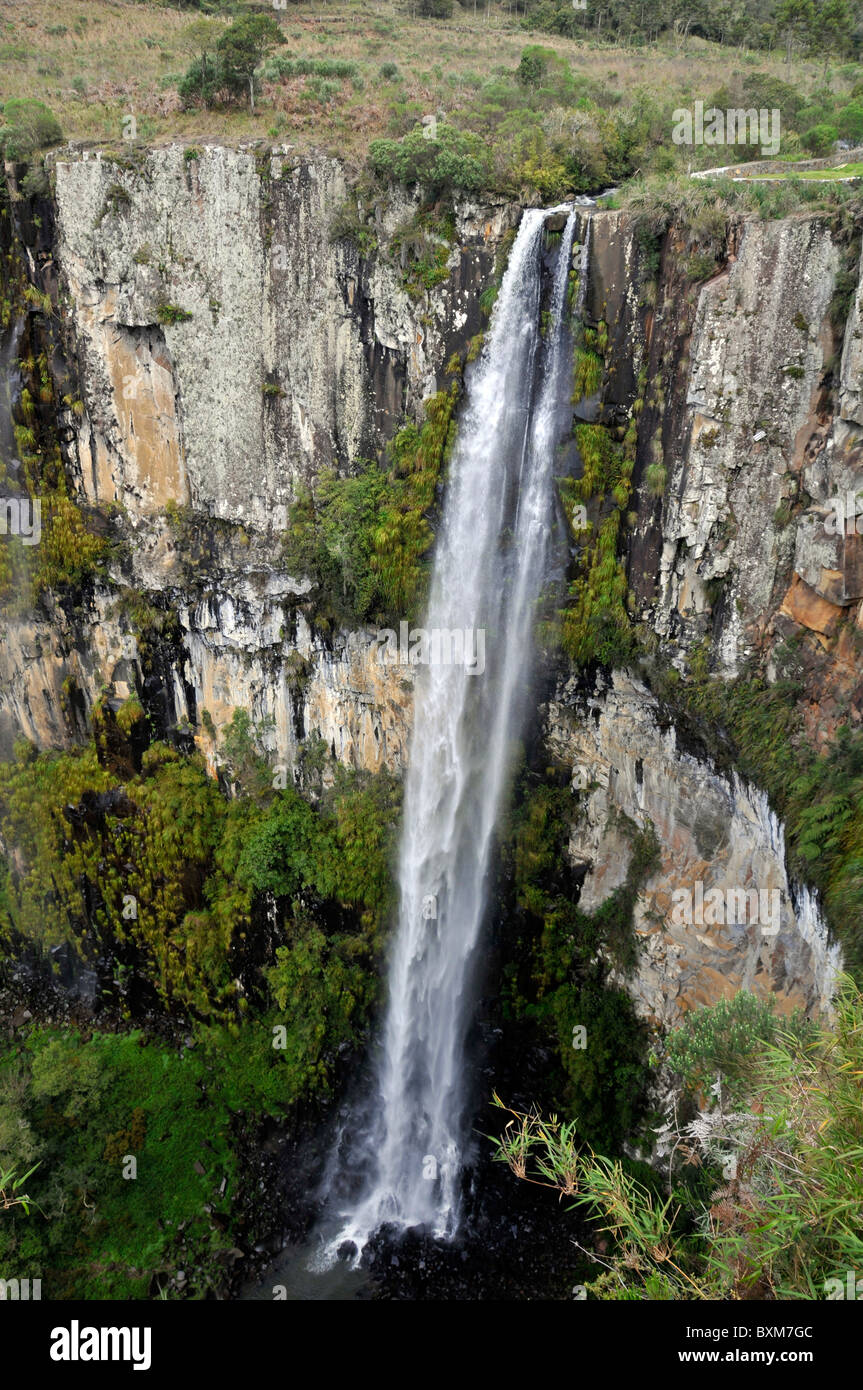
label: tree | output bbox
[216,14,284,112]
[177,17,224,108]
[774,0,816,64]
[815,0,853,68]
[178,16,223,70]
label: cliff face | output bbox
[546,671,840,1029]
[54,145,515,530]
[584,208,863,738]
[1,145,517,775]
[542,205,859,1019]
[2,147,858,1025]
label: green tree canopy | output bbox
[217,13,284,111]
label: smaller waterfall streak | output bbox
[322,206,579,1263]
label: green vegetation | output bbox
[0,99,62,161]
[494,975,863,1300]
[0,722,399,1024]
[4,0,863,202]
[559,417,637,670]
[0,1025,285,1298]
[502,780,659,1152]
[156,302,193,325]
[0,1161,40,1215]
[282,385,458,628]
[179,13,284,111]
[572,347,603,402]
[4,2,863,206]
[519,0,858,58]
[35,493,112,594]
[664,989,813,1100]
[0,699,402,1297]
[390,207,455,299]
[0,245,112,605]
[369,125,491,198]
[753,160,863,178]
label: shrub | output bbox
[504,787,658,1150]
[493,978,863,1301]
[0,100,62,160]
[665,990,787,1097]
[156,303,193,325]
[282,387,458,626]
[573,348,603,402]
[561,510,633,669]
[516,45,560,88]
[35,494,111,595]
[369,124,491,196]
[645,461,667,496]
[418,0,454,16]
[178,55,222,107]
[19,164,50,199]
[803,122,838,155]
[837,101,863,142]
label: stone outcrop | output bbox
[546,671,840,1027]
[0,145,518,773]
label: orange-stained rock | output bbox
[780,574,842,636]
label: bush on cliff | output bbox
[0,733,397,1026]
[0,100,62,162]
[369,125,491,196]
[282,386,458,628]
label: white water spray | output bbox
[321,206,579,1262]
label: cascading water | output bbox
[320,205,580,1264]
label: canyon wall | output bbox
[4,146,860,1021]
[1,145,518,775]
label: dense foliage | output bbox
[494,975,863,1300]
[520,0,861,60]
[0,99,62,161]
[0,715,401,1296]
[282,386,458,629]
[0,725,399,1027]
[501,780,659,1151]
[559,415,637,670]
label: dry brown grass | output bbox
[0,0,848,161]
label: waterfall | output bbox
[736,774,842,1015]
[320,205,580,1264]
[0,318,24,477]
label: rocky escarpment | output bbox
[1,153,858,1029]
[53,144,515,528]
[583,207,863,743]
[545,670,840,1028]
[540,205,862,1020]
[0,144,518,773]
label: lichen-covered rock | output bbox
[652,219,839,674]
[53,144,517,530]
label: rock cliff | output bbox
[2,147,858,1026]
